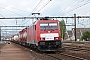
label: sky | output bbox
[0,0,90,37]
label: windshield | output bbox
[40,23,58,30]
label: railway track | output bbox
[67,47,90,52]
[18,43,86,60]
[43,51,87,60]
[63,43,90,52]
[17,42,89,60]
[61,42,90,60]
[7,42,89,60]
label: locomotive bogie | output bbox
[38,40,61,51]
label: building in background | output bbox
[64,28,90,41]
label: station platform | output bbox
[0,42,32,60]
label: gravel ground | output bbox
[0,42,32,60]
[0,41,6,49]
[24,42,90,60]
[62,42,90,60]
[1,41,90,60]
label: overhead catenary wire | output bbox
[56,0,88,16]
[0,4,30,27]
[0,14,5,18]
[0,5,22,16]
[25,0,52,26]
[28,0,51,16]
[42,0,57,13]
[31,0,43,13]
[0,4,23,27]
[64,0,90,16]
[27,0,44,16]
[0,4,30,13]
[0,14,7,26]
[0,3,31,27]
[24,0,44,26]
[67,0,90,13]
[0,0,52,37]
[36,0,52,12]
[0,21,6,26]
[56,0,78,16]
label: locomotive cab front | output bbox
[36,19,62,51]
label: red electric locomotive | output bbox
[12,18,62,51]
[26,18,62,51]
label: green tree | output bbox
[59,20,66,40]
[81,31,90,41]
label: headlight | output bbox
[54,37,59,40]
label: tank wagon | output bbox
[11,35,19,43]
[12,18,62,51]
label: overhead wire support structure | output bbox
[74,14,76,41]
[0,16,90,20]
[0,14,90,41]
[0,26,29,27]
[1,29,23,30]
